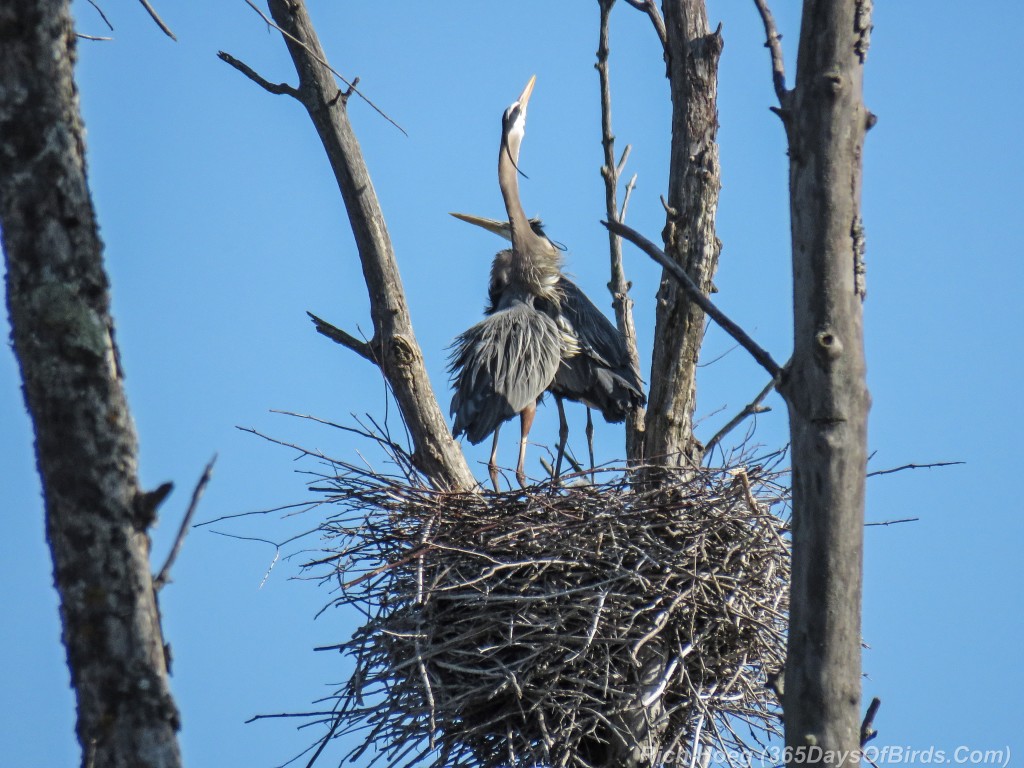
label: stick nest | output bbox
[306,458,789,768]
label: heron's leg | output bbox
[488,424,502,492]
[554,396,569,483]
[516,401,537,488]
[586,408,595,482]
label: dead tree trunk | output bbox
[0,4,182,768]
[643,0,722,469]
[773,1,873,763]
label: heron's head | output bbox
[501,75,536,162]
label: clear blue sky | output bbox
[3,1,1021,766]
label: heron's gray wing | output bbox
[557,278,631,369]
[448,299,561,445]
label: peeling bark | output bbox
[643,0,723,469]
[0,4,181,767]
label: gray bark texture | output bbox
[0,4,182,768]
[643,0,722,469]
[265,0,476,492]
[779,0,873,764]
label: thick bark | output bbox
[779,1,873,764]
[596,0,647,466]
[643,0,722,468]
[0,4,181,768]
[263,0,476,491]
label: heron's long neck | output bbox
[498,132,560,300]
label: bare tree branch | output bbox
[154,455,217,591]
[704,376,779,456]
[866,460,963,478]
[249,0,474,491]
[623,0,667,49]
[307,311,376,364]
[596,0,646,465]
[86,0,113,31]
[217,51,300,98]
[239,0,407,135]
[751,0,791,107]
[860,697,881,745]
[137,0,176,40]
[605,220,783,379]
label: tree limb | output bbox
[596,0,646,466]
[605,220,782,379]
[217,51,300,98]
[623,0,667,50]
[307,312,376,364]
[137,0,176,40]
[703,376,779,456]
[154,456,217,591]
[255,0,474,491]
[751,0,791,108]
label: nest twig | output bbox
[295,442,790,768]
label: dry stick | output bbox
[77,34,113,41]
[86,0,114,31]
[596,0,645,465]
[867,460,963,478]
[239,0,406,135]
[306,311,376,363]
[704,376,780,457]
[154,455,217,590]
[217,52,300,98]
[864,518,918,528]
[860,697,881,745]
[137,0,176,41]
[605,220,783,379]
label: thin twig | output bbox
[704,377,779,456]
[620,173,637,222]
[867,460,964,478]
[86,0,114,31]
[751,0,789,104]
[307,311,377,364]
[864,517,919,528]
[137,0,177,41]
[217,52,300,98]
[77,33,113,41]
[623,0,668,49]
[154,455,217,590]
[240,0,407,136]
[605,219,783,379]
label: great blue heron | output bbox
[451,212,647,478]
[449,75,568,490]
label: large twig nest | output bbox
[305,454,789,768]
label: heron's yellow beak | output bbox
[450,212,512,242]
[517,75,536,110]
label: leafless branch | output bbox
[154,455,217,590]
[864,518,919,528]
[623,0,667,49]
[217,52,300,98]
[77,33,113,42]
[751,0,790,106]
[605,219,783,379]
[86,0,114,31]
[137,0,177,41]
[704,377,779,456]
[867,461,963,478]
[240,0,406,135]
[307,311,376,364]
[619,172,637,221]
[860,697,881,745]
[596,0,645,465]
